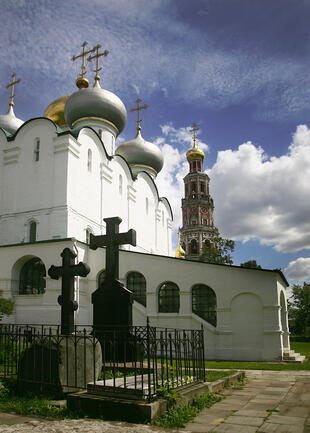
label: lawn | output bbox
[205,341,310,371]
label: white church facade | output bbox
[0,46,291,361]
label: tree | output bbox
[0,290,14,321]
[240,260,262,269]
[288,282,310,336]
[199,230,235,265]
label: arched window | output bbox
[191,239,197,254]
[85,228,92,244]
[87,149,92,172]
[119,174,123,195]
[158,282,180,313]
[34,138,40,162]
[19,258,46,295]
[146,197,149,215]
[97,270,106,288]
[192,284,216,326]
[205,239,211,248]
[98,129,102,139]
[29,221,37,243]
[127,272,146,307]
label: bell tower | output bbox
[180,124,218,260]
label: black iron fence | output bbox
[0,322,205,401]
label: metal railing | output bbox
[0,322,205,401]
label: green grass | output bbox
[152,392,222,429]
[205,370,236,381]
[205,342,310,371]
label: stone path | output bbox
[185,370,310,433]
[0,370,309,432]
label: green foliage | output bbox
[288,282,310,336]
[199,230,235,265]
[153,392,221,428]
[0,290,14,321]
[240,260,262,269]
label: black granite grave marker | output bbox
[90,217,136,330]
[48,248,90,334]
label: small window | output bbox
[158,282,180,313]
[98,270,106,288]
[127,272,146,307]
[200,183,205,193]
[146,197,149,215]
[29,221,37,243]
[98,129,102,138]
[119,174,123,195]
[86,228,92,244]
[34,138,40,162]
[87,149,92,172]
[191,239,198,254]
[19,257,46,295]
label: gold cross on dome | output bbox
[190,123,199,148]
[129,98,148,131]
[6,73,21,107]
[71,41,95,78]
[88,44,109,83]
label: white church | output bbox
[0,44,292,361]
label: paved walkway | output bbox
[185,370,310,433]
[0,370,309,432]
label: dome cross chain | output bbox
[129,98,148,131]
[71,41,95,79]
[6,73,20,107]
[87,44,109,83]
[190,122,199,148]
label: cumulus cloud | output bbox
[209,124,310,252]
[155,123,310,254]
[284,258,310,282]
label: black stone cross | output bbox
[90,217,137,334]
[89,217,136,280]
[48,248,90,335]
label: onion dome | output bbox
[175,231,185,259]
[186,123,205,162]
[116,126,163,177]
[0,106,24,134]
[44,95,70,127]
[64,80,127,135]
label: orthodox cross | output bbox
[129,99,148,131]
[90,217,136,281]
[88,44,109,84]
[190,123,199,148]
[6,73,20,107]
[72,41,95,79]
[48,248,90,334]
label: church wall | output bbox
[0,120,69,244]
[0,237,288,361]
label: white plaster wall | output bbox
[0,240,288,361]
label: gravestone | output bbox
[18,248,102,396]
[90,217,137,361]
[48,247,90,334]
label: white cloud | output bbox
[284,258,310,282]
[209,124,310,252]
[155,123,310,254]
[160,124,209,152]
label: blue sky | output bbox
[0,0,310,286]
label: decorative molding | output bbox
[54,137,80,158]
[3,146,20,165]
[127,185,136,202]
[100,162,113,183]
[155,209,161,221]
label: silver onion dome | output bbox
[0,106,24,134]
[64,81,127,134]
[116,127,164,176]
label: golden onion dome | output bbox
[175,231,185,259]
[186,143,205,162]
[44,95,70,127]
